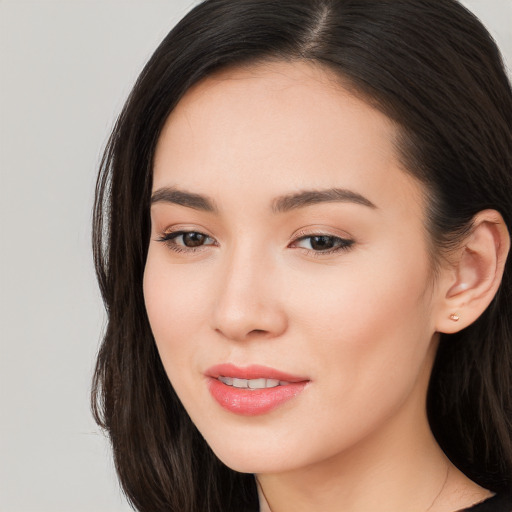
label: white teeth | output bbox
[232,378,247,388]
[248,378,267,389]
[218,376,287,389]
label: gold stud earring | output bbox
[449,313,460,322]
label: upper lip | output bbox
[205,363,309,383]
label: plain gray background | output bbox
[0,1,510,511]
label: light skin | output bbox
[143,61,509,512]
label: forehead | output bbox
[153,60,424,216]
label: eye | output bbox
[157,230,216,252]
[291,234,354,254]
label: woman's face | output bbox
[144,61,444,474]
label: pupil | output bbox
[183,232,206,247]
[311,236,335,250]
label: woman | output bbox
[91,1,512,510]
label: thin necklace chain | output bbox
[259,462,452,512]
[426,463,451,512]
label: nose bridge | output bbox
[212,238,286,341]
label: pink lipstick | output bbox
[205,364,309,416]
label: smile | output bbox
[206,364,309,415]
[217,376,290,389]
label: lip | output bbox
[206,363,307,382]
[205,364,309,416]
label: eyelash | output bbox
[156,231,217,254]
[156,230,355,256]
[290,231,354,256]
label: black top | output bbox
[461,493,512,512]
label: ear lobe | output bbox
[436,210,510,334]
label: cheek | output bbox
[268,256,435,459]
[142,250,211,374]
[290,245,435,393]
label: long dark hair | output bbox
[92,1,512,510]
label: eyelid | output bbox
[288,226,353,243]
[157,223,216,240]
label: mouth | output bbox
[205,364,309,416]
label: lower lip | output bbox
[207,378,308,416]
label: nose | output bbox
[212,246,288,342]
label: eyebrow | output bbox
[151,187,218,213]
[271,188,377,213]
[150,186,376,213]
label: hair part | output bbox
[92,1,512,510]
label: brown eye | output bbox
[293,234,354,253]
[158,230,216,251]
[181,232,208,247]
[309,236,336,251]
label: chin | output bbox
[211,447,293,475]
[199,425,327,475]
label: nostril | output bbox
[213,300,288,341]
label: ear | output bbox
[435,210,510,334]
